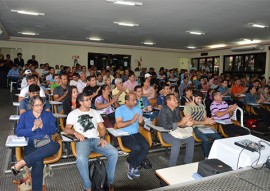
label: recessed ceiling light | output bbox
[187,46,196,49]
[11,9,45,16]
[106,0,143,6]
[186,31,205,35]
[142,42,155,45]
[18,32,39,36]
[208,44,226,49]
[237,39,261,45]
[87,37,104,41]
[113,21,139,27]
[248,23,269,28]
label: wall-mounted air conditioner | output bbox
[230,45,264,52]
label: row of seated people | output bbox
[14,70,270,190]
[13,84,251,191]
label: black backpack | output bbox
[89,158,109,191]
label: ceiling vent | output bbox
[230,45,264,52]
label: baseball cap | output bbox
[145,73,152,78]
[24,69,32,75]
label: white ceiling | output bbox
[0,0,270,51]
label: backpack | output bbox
[89,158,109,191]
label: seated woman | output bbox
[12,96,60,191]
[63,86,79,115]
[95,84,120,128]
[245,86,270,128]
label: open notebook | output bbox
[6,135,28,147]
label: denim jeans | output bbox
[121,133,150,168]
[193,127,222,157]
[76,138,118,190]
[162,133,194,167]
[24,141,60,191]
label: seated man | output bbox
[157,94,195,167]
[64,93,118,191]
[115,93,150,180]
[134,85,157,120]
[157,84,171,108]
[184,90,222,158]
[210,90,249,137]
[19,75,46,102]
[19,84,51,114]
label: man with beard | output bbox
[64,93,118,191]
[184,90,221,158]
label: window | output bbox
[88,53,131,70]
[191,56,220,74]
[223,53,265,75]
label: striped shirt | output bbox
[210,100,231,123]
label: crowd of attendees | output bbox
[3,52,270,191]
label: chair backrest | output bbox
[231,107,244,127]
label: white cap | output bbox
[24,69,32,75]
[145,73,152,78]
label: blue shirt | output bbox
[7,68,20,77]
[115,105,142,134]
[136,96,150,109]
[16,110,56,141]
[245,93,258,104]
[157,95,165,106]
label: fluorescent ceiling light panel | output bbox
[113,21,139,27]
[11,9,45,16]
[88,37,104,41]
[248,23,269,28]
[106,0,143,6]
[187,46,196,49]
[18,32,39,35]
[237,39,261,45]
[142,42,155,45]
[186,31,205,35]
[208,44,226,49]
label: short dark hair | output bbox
[162,84,170,90]
[192,90,203,98]
[183,87,193,96]
[72,72,80,77]
[212,90,220,99]
[134,85,142,92]
[29,84,40,93]
[26,75,35,81]
[128,71,135,78]
[87,75,96,81]
[59,73,67,79]
[77,93,88,102]
[164,93,175,105]
[53,74,59,78]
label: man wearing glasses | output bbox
[64,93,118,191]
[19,84,51,115]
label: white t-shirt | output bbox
[66,108,104,138]
[77,80,87,93]
[19,86,46,98]
[21,78,27,88]
[46,74,53,81]
[70,80,78,87]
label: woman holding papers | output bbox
[12,96,60,191]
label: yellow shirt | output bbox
[112,87,129,105]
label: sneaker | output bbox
[127,167,135,180]
[133,167,140,177]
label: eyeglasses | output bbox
[82,98,91,102]
[33,104,44,107]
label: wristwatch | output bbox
[100,136,105,139]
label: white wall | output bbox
[0,40,191,72]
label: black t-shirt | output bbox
[83,85,100,104]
